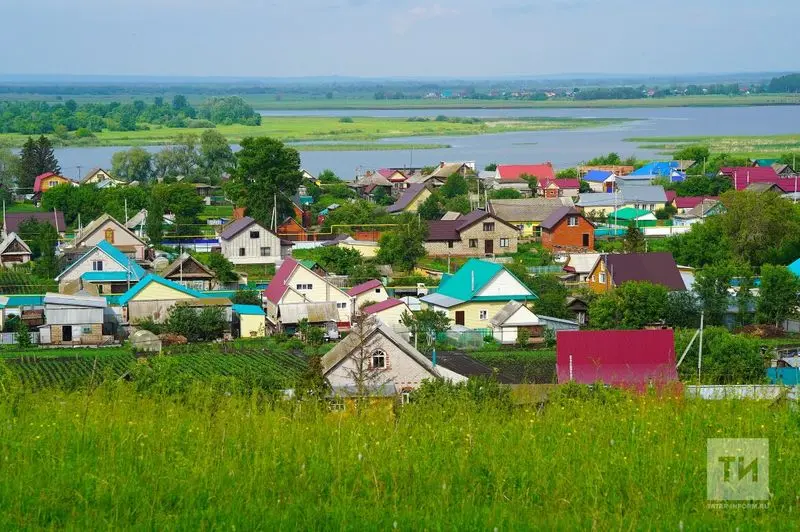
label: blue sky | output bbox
[2,0,798,77]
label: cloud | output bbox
[392,4,459,35]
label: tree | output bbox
[666,218,731,268]
[145,196,165,245]
[527,274,569,319]
[418,192,445,220]
[153,135,200,182]
[400,309,451,354]
[199,129,235,182]
[694,261,740,326]
[204,252,238,284]
[231,289,262,306]
[18,136,60,191]
[232,137,302,225]
[317,169,341,184]
[111,147,153,183]
[0,148,19,202]
[664,290,701,328]
[578,180,592,193]
[377,219,427,271]
[314,246,363,275]
[345,313,389,403]
[443,195,471,215]
[152,183,204,235]
[589,281,668,329]
[622,221,646,253]
[757,264,800,326]
[18,219,59,279]
[372,187,393,206]
[166,305,226,342]
[484,163,497,171]
[489,188,522,200]
[673,145,710,171]
[440,173,468,198]
[556,168,578,179]
[520,173,538,197]
[172,94,188,110]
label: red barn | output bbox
[556,329,678,391]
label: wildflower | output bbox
[358,453,363,461]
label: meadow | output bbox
[0,115,627,149]
[628,133,800,158]
[0,382,796,529]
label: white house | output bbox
[218,216,292,265]
[362,298,412,332]
[489,300,540,344]
[347,279,388,310]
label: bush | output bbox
[135,318,164,335]
[186,119,216,129]
[165,305,227,342]
[339,116,354,123]
[516,328,531,347]
[16,321,31,348]
[231,289,262,306]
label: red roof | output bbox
[674,196,718,209]
[719,167,782,191]
[665,191,677,204]
[556,329,678,390]
[33,172,67,193]
[496,163,555,182]
[604,252,686,291]
[347,279,383,296]
[541,178,580,189]
[263,258,299,304]
[362,298,404,315]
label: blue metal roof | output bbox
[630,162,679,177]
[118,274,205,305]
[232,304,266,316]
[57,240,145,281]
[583,170,613,182]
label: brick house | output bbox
[39,293,108,345]
[425,210,519,257]
[538,178,580,198]
[540,207,595,252]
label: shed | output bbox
[232,304,266,338]
[40,293,108,345]
[489,301,541,344]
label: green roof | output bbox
[436,259,503,301]
[299,260,319,270]
[608,207,653,220]
[753,158,779,167]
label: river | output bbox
[51,106,800,180]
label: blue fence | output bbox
[767,367,800,386]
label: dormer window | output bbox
[568,216,578,227]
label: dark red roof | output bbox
[347,279,383,296]
[540,207,587,231]
[719,167,783,191]
[541,178,580,189]
[4,211,66,234]
[604,252,685,291]
[674,196,718,209]
[665,191,677,204]
[556,329,678,390]
[426,210,514,242]
[362,298,404,315]
[263,258,299,304]
[497,163,555,182]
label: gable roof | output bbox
[426,210,517,241]
[75,213,145,247]
[161,252,216,280]
[219,216,269,241]
[745,182,787,193]
[674,196,718,209]
[232,304,266,316]
[362,298,405,315]
[604,252,685,291]
[540,207,590,231]
[56,240,146,282]
[487,197,574,223]
[489,300,538,327]
[563,253,601,274]
[583,170,614,182]
[34,173,73,193]
[556,329,678,389]
[429,352,514,384]
[43,292,107,308]
[4,211,66,234]
[387,184,428,213]
[347,279,383,296]
[425,259,536,307]
[540,178,580,190]
[321,318,438,379]
[577,186,667,207]
[496,164,555,182]
[629,161,678,177]
[117,274,205,305]
[263,258,301,304]
[0,232,31,255]
[719,166,781,190]
[426,162,471,179]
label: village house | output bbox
[537,178,580,198]
[347,279,389,310]
[673,196,719,213]
[2,211,66,239]
[745,182,787,194]
[425,209,519,257]
[33,172,75,198]
[82,168,126,187]
[0,232,32,267]
[539,207,595,252]
[277,217,312,242]
[489,300,541,344]
[566,296,589,325]
[362,298,411,331]
[718,166,789,191]
[232,304,266,338]
[587,252,686,293]
[492,163,556,194]
[420,259,537,328]
[160,252,217,291]
[673,199,725,227]
[556,329,679,391]
[321,317,440,397]
[486,197,574,238]
[387,184,432,214]
[218,216,292,265]
[39,293,109,346]
[582,170,616,193]
[119,274,221,324]
[264,258,353,333]
[561,253,602,283]
[56,240,147,295]
[72,213,147,260]
[578,164,634,177]
[576,185,668,215]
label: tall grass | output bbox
[0,382,797,528]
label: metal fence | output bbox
[526,266,564,275]
[0,332,40,345]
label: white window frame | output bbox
[371,349,387,369]
[479,309,488,320]
[468,239,478,248]
[599,272,606,284]
[260,246,271,257]
[568,216,578,227]
[483,222,495,232]
[92,260,103,271]
[499,238,509,248]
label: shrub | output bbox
[231,289,262,306]
[339,116,354,123]
[516,328,531,347]
[16,321,31,349]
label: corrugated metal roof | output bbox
[605,252,685,291]
[263,258,299,304]
[540,207,583,230]
[362,298,404,315]
[279,301,338,324]
[43,292,107,308]
[347,279,383,296]
[487,198,574,222]
[387,184,427,213]
[583,170,613,182]
[117,274,205,305]
[419,292,464,308]
[232,304,266,316]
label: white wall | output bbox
[221,222,283,264]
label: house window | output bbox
[447,241,454,249]
[260,247,271,256]
[104,228,115,243]
[330,398,345,412]
[468,239,478,248]
[296,283,313,290]
[374,288,381,293]
[479,309,488,320]
[599,272,606,284]
[336,302,347,309]
[499,238,509,248]
[92,260,103,271]
[401,391,412,404]
[567,216,578,227]
[239,247,246,257]
[49,180,58,188]
[371,349,387,369]
[249,231,260,239]
[649,204,655,211]
[483,222,495,231]
[82,326,92,334]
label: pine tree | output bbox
[622,220,646,253]
[17,136,60,192]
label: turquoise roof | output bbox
[435,259,536,302]
[81,271,138,282]
[232,304,266,316]
[57,240,146,281]
[3,295,45,308]
[202,290,238,300]
[117,274,205,306]
[104,295,122,306]
[789,258,800,277]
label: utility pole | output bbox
[697,311,704,384]
[77,165,82,181]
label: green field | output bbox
[628,134,800,157]
[0,383,795,528]
[0,115,628,149]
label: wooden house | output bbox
[218,216,292,265]
[72,213,148,260]
[119,274,222,324]
[362,298,412,331]
[161,252,217,291]
[587,252,686,293]
[56,240,147,295]
[0,232,32,267]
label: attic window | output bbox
[375,288,381,293]
[250,231,260,239]
[104,228,115,243]
[371,350,386,369]
[568,216,578,227]
[92,260,103,271]
[483,222,495,231]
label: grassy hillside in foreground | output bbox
[0,389,795,528]
[0,115,628,148]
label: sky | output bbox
[2,0,799,78]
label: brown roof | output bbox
[161,252,216,280]
[604,252,685,291]
[487,198,573,223]
[387,184,428,213]
[426,210,517,241]
[4,211,66,234]
[540,207,589,231]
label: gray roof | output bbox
[387,184,427,213]
[488,300,538,327]
[487,197,574,223]
[441,211,462,221]
[43,292,107,308]
[419,292,464,308]
[577,186,666,207]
